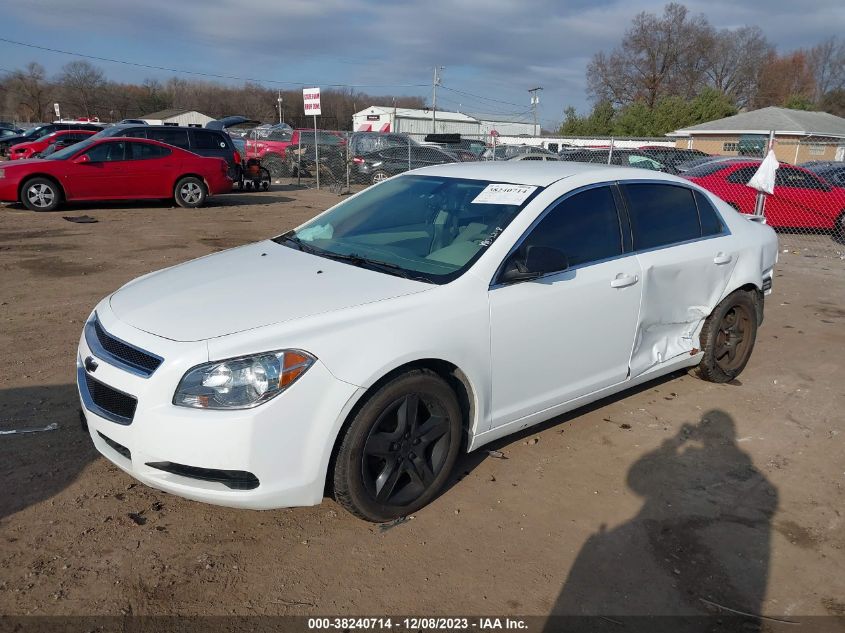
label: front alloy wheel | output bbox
[21,178,61,212]
[333,370,462,521]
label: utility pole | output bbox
[277,90,283,124]
[432,66,444,133]
[528,86,543,135]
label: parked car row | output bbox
[0,136,233,211]
[0,121,105,156]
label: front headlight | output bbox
[173,349,315,410]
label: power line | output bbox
[439,85,528,109]
[0,37,431,90]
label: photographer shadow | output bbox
[548,410,778,631]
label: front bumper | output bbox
[77,310,362,510]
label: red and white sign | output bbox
[303,88,321,116]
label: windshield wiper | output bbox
[314,251,433,283]
[273,234,432,283]
[272,232,318,254]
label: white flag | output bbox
[747,149,779,195]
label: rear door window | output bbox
[124,128,148,139]
[127,142,171,160]
[775,167,822,189]
[622,183,701,250]
[521,186,623,268]
[147,128,190,149]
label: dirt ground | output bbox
[0,187,844,622]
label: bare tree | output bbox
[587,3,713,108]
[807,36,845,101]
[704,26,773,109]
[57,60,106,118]
[9,63,54,122]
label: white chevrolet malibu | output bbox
[78,162,777,521]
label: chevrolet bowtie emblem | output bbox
[84,356,98,373]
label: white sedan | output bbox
[77,162,778,521]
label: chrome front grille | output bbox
[85,315,163,377]
[77,366,137,425]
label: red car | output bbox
[685,160,845,235]
[0,137,232,211]
[8,129,97,160]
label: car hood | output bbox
[1,157,47,168]
[109,240,432,342]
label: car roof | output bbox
[409,161,691,187]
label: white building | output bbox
[474,114,539,137]
[140,109,214,127]
[353,106,480,135]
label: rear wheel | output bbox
[21,177,61,212]
[333,370,462,522]
[833,210,845,242]
[697,291,758,383]
[371,170,389,185]
[174,177,207,208]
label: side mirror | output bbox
[73,154,90,164]
[500,245,569,284]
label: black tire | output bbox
[833,210,845,243]
[263,153,287,179]
[20,177,62,212]
[333,369,462,522]
[174,176,207,208]
[697,290,758,383]
[371,170,389,185]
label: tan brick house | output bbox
[668,107,845,164]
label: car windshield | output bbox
[45,137,98,160]
[274,175,542,284]
[22,126,47,139]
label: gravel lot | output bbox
[0,188,843,621]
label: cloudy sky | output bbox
[2,0,843,127]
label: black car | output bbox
[0,122,104,156]
[559,148,675,173]
[348,132,417,158]
[94,124,241,180]
[354,145,458,184]
[802,162,845,187]
[636,147,709,171]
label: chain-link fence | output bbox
[229,124,845,259]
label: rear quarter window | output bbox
[694,191,725,236]
[192,130,226,150]
[622,183,702,250]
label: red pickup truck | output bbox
[245,129,345,177]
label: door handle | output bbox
[610,273,639,288]
[714,252,733,265]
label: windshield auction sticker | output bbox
[471,184,537,205]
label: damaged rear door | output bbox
[621,183,736,378]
